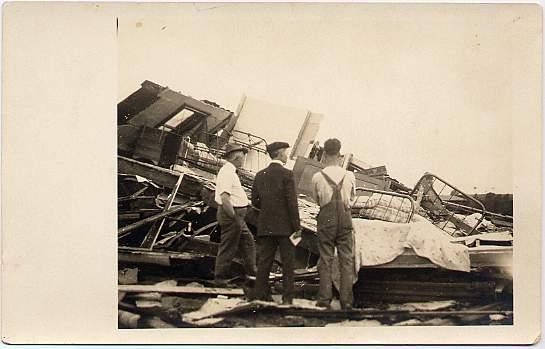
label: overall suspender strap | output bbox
[320,171,346,193]
[319,171,350,234]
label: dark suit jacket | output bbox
[251,162,301,237]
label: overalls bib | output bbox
[318,172,353,231]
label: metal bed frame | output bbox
[410,173,486,236]
[353,187,416,224]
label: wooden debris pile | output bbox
[116,81,514,328]
[118,267,513,328]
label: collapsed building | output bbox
[117,81,514,328]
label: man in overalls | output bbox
[311,138,356,309]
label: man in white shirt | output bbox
[311,138,356,309]
[214,143,257,286]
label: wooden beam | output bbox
[118,284,244,296]
[119,251,172,266]
[283,308,512,318]
[119,156,181,187]
[118,186,149,202]
[118,203,198,237]
[119,213,142,221]
[361,247,513,269]
[118,156,207,197]
[359,165,388,177]
[118,247,211,266]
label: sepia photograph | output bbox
[1,1,541,344]
[116,4,520,329]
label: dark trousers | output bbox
[316,207,354,307]
[255,236,295,302]
[214,206,257,281]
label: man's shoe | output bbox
[213,279,229,288]
[282,299,293,305]
[263,295,274,302]
[316,300,331,309]
[341,303,353,310]
[253,294,274,302]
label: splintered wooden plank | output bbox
[118,247,211,266]
[118,284,244,296]
[118,156,206,196]
[119,156,180,188]
[140,173,185,249]
[359,165,388,177]
[118,250,172,266]
[118,204,190,237]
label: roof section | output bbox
[117,80,234,134]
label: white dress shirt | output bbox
[215,161,249,207]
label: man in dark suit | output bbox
[251,142,301,304]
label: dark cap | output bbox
[323,138,342,155]
[223,143,248,157]
[266,141,290,155]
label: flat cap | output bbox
[223,143,248,157]
[266,141,290,154]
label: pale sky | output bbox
[118,4,539,194]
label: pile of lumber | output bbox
[118,265,513,328]
[118,267,245,328]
